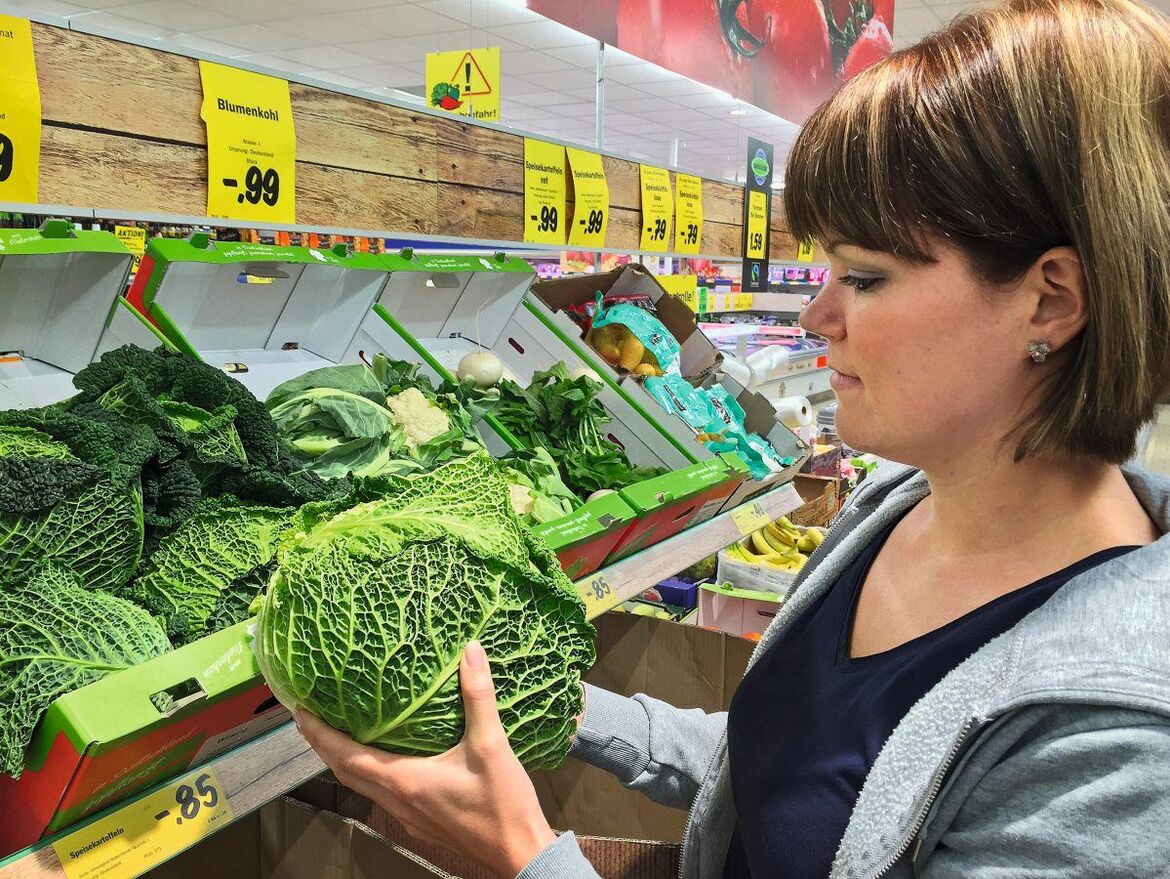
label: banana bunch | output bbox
[724,518,827,574]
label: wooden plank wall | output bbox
[32,22,800,260]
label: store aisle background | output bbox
[1144,406,1170,475]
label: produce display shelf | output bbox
[0,482,804,879]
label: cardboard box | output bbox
[800,443,843,479]
[526,266,810,510]
[789,474,840,528]
[0,623,288,856]
[698,582,783,639]
[148,614,757,879]
[0,220,170,410]
[147,798,680,879]
[349,253,752,575]
[127,233,394,401]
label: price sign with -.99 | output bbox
[524,138,568,245]
[567,146,609,248]
[199,60,297,224]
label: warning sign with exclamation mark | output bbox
[425,47,501,121]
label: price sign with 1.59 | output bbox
[52,769,235,879]
[745,190,769,260]
[674,173,704,255]
[639,164,674,252]
[199,60,296,223]
[567,146,609,248]
[579,572,615,618]
[0,15,42,203]
[524,138,567,245]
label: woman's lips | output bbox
[829,369,863,392]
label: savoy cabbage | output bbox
[0,564,172,777]
[253,453,595,770]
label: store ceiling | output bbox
[5,0,1170,185]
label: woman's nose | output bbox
[800,282,844,341]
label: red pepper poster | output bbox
[527,0,895,123]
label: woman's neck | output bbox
[916,454,1158,562]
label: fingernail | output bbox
[465,640,485,668]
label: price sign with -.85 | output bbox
[199,60,296,224]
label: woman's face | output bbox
[801,241,1037,469]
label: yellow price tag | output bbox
[0,15,41,204]
[52,768,235,879]
[566,147,608,248]
[745,190,768,260]
[200,61,296,223]
[524,138,567,245]
[578,572,616,619]
[639,165,673,251]
[733,292,754,312]
[797,240,816,263]
[731,500,770,536]
[114,225,146,273]
[674,173,703,254]
[425,47,500,121]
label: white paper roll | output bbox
[746,346,791,382]
[773,395,813,430]
[720,355,755,389]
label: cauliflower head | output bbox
[385,387,451,448]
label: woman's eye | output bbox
[838,274,883,293]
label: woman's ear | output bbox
[1022,246,1089,352]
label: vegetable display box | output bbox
[343,252,744,576]
[0,623,287,856]
[525,265,810,510]
[0,220,174,410]
[126,233,395,401]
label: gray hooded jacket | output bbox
[519,464,1170,879]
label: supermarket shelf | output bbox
[0,723,322,879]
[0,484,802,879]
[574,480,804,619]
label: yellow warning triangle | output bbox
[449,51,493,96]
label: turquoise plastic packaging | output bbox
[592,294,681,374]
[643,373,712,430]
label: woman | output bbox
[295,0,1170,875]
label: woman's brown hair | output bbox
[784,0,1170,463]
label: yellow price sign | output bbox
[733,292,754,312]
[639,165,673,252]
[658,274,699,312]
[524,138,567,245]
[425,47,500,121]
[0,15,41,204]
[52,769,234,879]
[674,173,703,254]
[745,190,768,260]
[566,147,608,248]
[797,240,816,263]
[578,571,616,619]
[731,500,770,537]
[200,61,296,223]
[114,225,146,273]
[568,148,613,249]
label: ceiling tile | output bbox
[335,61,419,87]
[267,11,391,45]
[549,41,603,68]
[604,61,682,85]
[166,31,248,57]
[67,10,175,38]
[272,44,371,69]
[892,5,940,34]
[56,0,138,8]
[5,0,92,17]
[98,0,209,30]
[191,22,318,51]
[346,37,432,63]
[421,0,544,27]
[501,48,572,75]
[489,18,595,49]
[188,0,293,25]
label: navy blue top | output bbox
[723,517,1138,879]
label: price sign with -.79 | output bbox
[199,60,296,224]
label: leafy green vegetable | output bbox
[0,564,172,777]
[253,453,595,770]
[266,357,483,480]
[126,499,296,645]
[0,415,147,593]
[500,447,581,526]
[488,363,665,497]
[67,346,335,541]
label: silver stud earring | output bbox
[1027,340,1052,363]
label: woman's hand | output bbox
[294,641,556,879]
